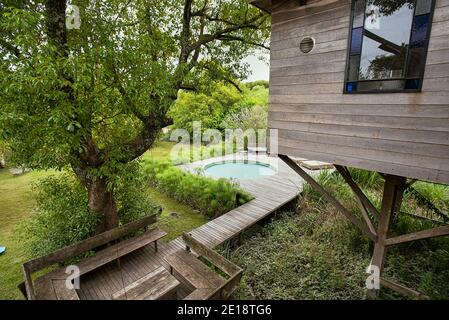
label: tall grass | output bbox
[225,168,449,299]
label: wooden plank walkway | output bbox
[77,156,321,299]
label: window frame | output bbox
[343,0,436,94]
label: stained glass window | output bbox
[344,0,435,93]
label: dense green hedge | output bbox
[142,159,252,218]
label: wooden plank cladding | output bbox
[266,0,449,184]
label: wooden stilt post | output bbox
[280,155,439,299]
[367,174,406,299]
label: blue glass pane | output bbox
[405,79,420,89]
[410,14,430,48]
[346,82,358,92]
[350,27,363,55]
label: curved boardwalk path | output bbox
[78,156,318,299]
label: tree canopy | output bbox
[0,0,270,232]
[169,82,268,134]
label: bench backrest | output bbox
[182,233,243,299]
[22,214,157,299]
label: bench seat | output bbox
[165,249,225,292]
[33,227,167,300]
[165,233,243,300]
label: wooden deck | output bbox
[78,156,321,299]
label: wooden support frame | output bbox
[335,165,378,234]
[385,225,449,246]
[280,155,449,300]
[380,277,429,300]
[334,166,379,219]
[280,155,377,241]
[367,174,406,299]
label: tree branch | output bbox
[216,34,270,50]
[179,0,194,64]
[190,13,266,53]
[0,38,22,58]
[202,64,243,93]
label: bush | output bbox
[245,80,269,90]
[114,163,162,225]
[221,105,268,132]
[20,166,161,258]
[169,84,242,135]
[20,174,98,259]
[142,159,252,218]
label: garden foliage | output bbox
[20,165,161,258]
[142,159,252,218]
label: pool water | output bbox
[203,161,276,180]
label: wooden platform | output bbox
[77,157,317,299]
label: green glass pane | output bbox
[415,0,432,15]
[353,0,366,28]
[406,48,426,78]
[348,55,361,81]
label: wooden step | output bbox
[112,266,180,300]
[165,250,225,291]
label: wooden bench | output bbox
[112,266,180,300]
[165,233,243,300]
[20,214,166,300]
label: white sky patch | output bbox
[244,52,270,82]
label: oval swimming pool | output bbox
[203,160,276,180]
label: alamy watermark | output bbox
[366,264,380,290]
[66,4,81,30]
[62,122,278,290]
[65,265,80,290]
[168,121,279,169]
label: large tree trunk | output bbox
[87,178,119,234]
[72,164,119,234]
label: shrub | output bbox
[20,166,161,258]
[221,105,268,132]
[20,173,98,259]
[245,80,269,90]
[142,159,252,218]
[114,163,162,225]
[169,84,242,135]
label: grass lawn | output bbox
[0,141,207,299]
[0,169,55,299]
[143,141,208,240]
[140,141,176,161]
